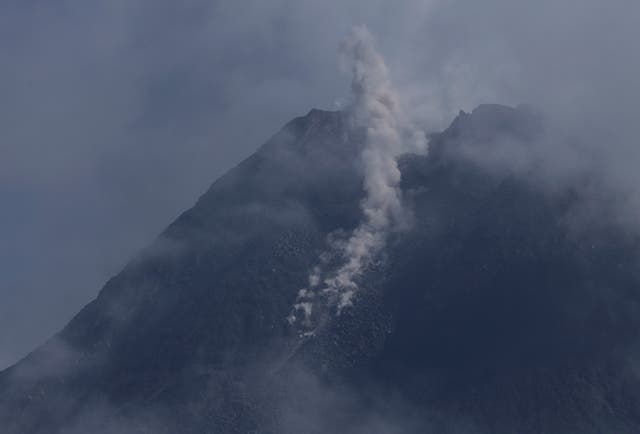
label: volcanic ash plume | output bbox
[289,26,427,333]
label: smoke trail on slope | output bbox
[289,26,427,334]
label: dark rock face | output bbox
[2,105,640,433]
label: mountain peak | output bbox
[2,105,640,434]
[306,107,340,118]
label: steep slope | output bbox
[1,105,640,433]
[0,108,363,433]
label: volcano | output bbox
[1,104,640,433]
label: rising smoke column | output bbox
[290,26,427,332]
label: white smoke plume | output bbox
[289,26,427,333]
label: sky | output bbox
[1,0,639,369]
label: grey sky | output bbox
[1,0,639,368]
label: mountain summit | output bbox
[2,105,640,433]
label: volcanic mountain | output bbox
[1,105,640,433]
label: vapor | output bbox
[290,26,427,332]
